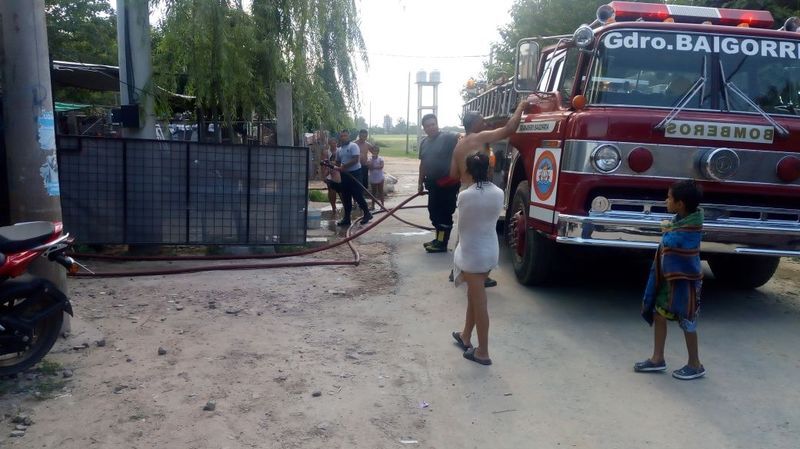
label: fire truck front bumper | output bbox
[556,211,800,257]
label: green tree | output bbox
[484,0,610,83]
[46,0,117,64]
[154,0,368,138]
[45,0,118,105]
[484,0,800,86]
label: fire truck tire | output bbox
[508,181,554,285]
[707,255,780,289]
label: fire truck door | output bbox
[523,47,578,231]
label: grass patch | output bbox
[275,244,307,253]
[309,190,328,202]
[32,378,67,399]
[371,134,420,159]
[37,359,62,376]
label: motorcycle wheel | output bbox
[0,292,64,377]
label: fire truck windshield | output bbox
[587,29,800,117]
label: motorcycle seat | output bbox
[0,222,56,253]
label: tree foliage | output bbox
[46,0,118,64]
[485,0,800,84]
[485,0,609,82]
[153,0,368,133]
[45,0,118,105]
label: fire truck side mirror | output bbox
[514,39,540,93]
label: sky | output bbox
[354,0,515,127]
[140,0,515,127]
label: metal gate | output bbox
[57,136,308,245]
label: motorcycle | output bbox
[0,221,78,376]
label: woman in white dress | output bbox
[451,152,504,366]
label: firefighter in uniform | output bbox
[418,113,460,253]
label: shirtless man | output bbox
[355,129,375,188]
[448,100,526,288]
[449,100,526,186]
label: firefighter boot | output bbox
[422,238,439,250]
[425,228,450,253]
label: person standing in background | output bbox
[368,145,385,210]
[355,129,375,188]
[334,130,372,226]
[418,113,460,253]
[323,137,342,219]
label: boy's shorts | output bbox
[655,286,677,321]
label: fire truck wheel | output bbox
[707,255,780,289]
[507,181,555,285]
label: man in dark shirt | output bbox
[418,114,460,253]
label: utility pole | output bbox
[405,72,411,154]
[117,0,160,252]
[1,0,67,320]
[116,0,156,139]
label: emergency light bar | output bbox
[605,1,774,29]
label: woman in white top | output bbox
[452,152,504,366]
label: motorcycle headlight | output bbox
[591,144,621,173]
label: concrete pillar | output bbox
[1,0,68,330]
[117,0,160,253]
[116,0,156,139]
[276,83,293,146]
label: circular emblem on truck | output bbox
[534,150,557,202]
[702,148,740,181]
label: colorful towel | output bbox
[642,210,704,332]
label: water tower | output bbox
[416,70,441,145]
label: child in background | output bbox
[635,180,705,380]
[368,145,385,210]
[323,137,342,218]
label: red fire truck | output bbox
[464,1,800,288]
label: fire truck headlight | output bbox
[591,144,621,173]
[573,25,594,49]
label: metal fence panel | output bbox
[57,136,308,245]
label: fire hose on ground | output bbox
[68,172,434,278]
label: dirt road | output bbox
[1,156,798,448]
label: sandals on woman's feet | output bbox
[451,331,472,350]
[463,347,492,366]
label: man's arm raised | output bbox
[470,100,526,147]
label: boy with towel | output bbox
[635,180,706,380]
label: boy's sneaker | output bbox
[360,213,373,225]
[672,364,706,380]
[423,239,438,250]
[633,359,667,372]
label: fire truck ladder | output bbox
[462,80,522,122]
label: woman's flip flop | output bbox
[463,347,492,366]
[451,331,472,351]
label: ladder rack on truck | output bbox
[462,80,521,122]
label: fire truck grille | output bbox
[587,189,800,224]
[598,198,800,223]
